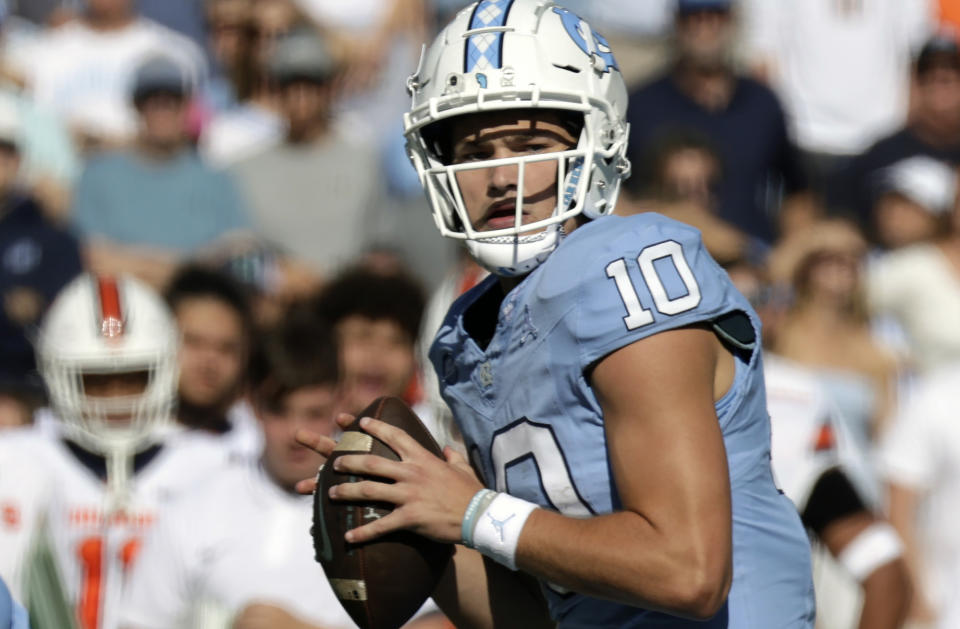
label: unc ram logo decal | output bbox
[552,7,619,73]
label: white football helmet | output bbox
[36,274,178,457]
[404,0,630,276]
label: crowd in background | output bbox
[2,0,960,628]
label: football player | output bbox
[0,274,227,629]
[766,355,911,629]
[298,1,815,627]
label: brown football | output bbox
[312,396,453,629]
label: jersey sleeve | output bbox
[570,216,751,370]
[117,502,195,629]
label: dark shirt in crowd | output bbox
[627,73,805,244]
[0,195,82,392]
[827,128,960,232]
[136,0,208,48]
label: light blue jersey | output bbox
[430,213,815,628]
[0,576,29,629]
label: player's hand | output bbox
[232,602,312,629]
[328,416,484,545]
[294,413,356,495]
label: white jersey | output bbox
[0,424,229,629]
[879,363,960,628]
[118,459,354,629]
[20,18,206,140]
[222,400,263,463]
[764,355,874,510]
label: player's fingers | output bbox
[295,477,318,495]
[329,479,404,505]
[444,446,467,466]
[333,453,405,480]
[344,508,409,543]
[358,416,426,460]
[294,429,337,457]
[336,412,356,429]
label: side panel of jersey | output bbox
[431,213,814,628]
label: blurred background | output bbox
[1,1,960,628]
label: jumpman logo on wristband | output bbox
[487,511,515,542]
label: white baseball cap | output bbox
[879,156,958,215]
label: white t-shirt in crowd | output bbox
[0,424,228,629]
[868,243,960,374]
[742,0,931,155]
[880,364,960,629]
[198,104,285,169]
[21,18,206,141]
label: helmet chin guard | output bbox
[404,0,630,276]
[465,225,563,277]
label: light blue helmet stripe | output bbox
[465,0,515,73]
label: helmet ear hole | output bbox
[421,119,453,165]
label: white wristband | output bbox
[468,492,538,570]
[837,522,904,581]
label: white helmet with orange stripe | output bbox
[36,273,179,460]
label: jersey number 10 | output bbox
[605,240,701,330]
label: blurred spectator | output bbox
[201,0,254,111]
[198,0,291,166]
[0,91,80,221]
[626,0,809,245]
[628,130,765,266]
[118,312,352,628]
[872,156,957,250]
[312,265,427,421]
[72,55,251,289]
[769,219,898,494]
[765,355,911,629]
[572,0,674,89]
[742,0,931,195]
[230,27,389,276]
[828,33,960,234]
[17,0,206,148]
[0,101,82,430]
[0,8,81,219]
[165,265,261,459]
[119,309,447,628]
[296,0,426,143]
[135,0,207,48]
[880,365,960,628]
[867,182,960,373]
